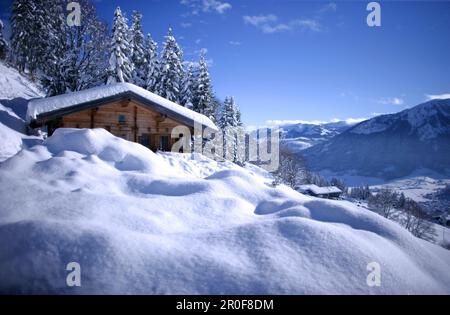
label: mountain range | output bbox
[278,120,361,152]
[301,99,450,179]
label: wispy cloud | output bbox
[229,41,242,46]
[371,112,393,117]
[243,14,278,27]
[243,14,321,34]
[377,97,404,106]
[318,2,337,14]
[329,117,367,125]
[180,22,192,28]
[339,91,360,102]
[425,93,450,100]
[181,0,232,15]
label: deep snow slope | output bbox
[0,128,449,294]
[0,62,44,161]
[0,62,43,100]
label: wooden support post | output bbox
[134,106,138,142]
[90,108,95,129]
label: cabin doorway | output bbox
[138,134,151,148]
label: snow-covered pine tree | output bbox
[40,0,109,96]
[218,96,236,129]
[180,63,195,108]
[219,96,244,163]
[154,28,184,103]
[0,19,8,60]
[236,108,243,126]
[192,49,214,121]
[39,0,68,95]
[225,96,239,127]
[10,0,42,73]
[130,11,146,87]
[144,33,159,92]
[107,7,134,84]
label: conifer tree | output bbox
[145,33,159,92]
[154,28,184,102]
[0,19,8,60]
[180,63,195,108]
[130,11,146,87]
[107,7,134,84]
[40,0,109,96]
[192,49,214,120]
[10,0,42,73]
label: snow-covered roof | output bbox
[296,184,342,195]
[26,83,217,130]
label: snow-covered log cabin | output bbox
[295,184,342,199]
[26,83,217,152]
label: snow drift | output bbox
[0,128,449,294]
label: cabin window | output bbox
[160,135,170,151]
[118,114,126,124]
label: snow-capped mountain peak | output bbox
[350,99,450,141]
[304,99,450,179]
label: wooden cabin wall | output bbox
[59,100,193,151]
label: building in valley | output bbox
[26,83,217,152]
[296,184,343,199]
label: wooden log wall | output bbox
[59,99,193,151]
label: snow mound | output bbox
[0,128,449,294]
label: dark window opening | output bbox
[139,134,151,148]
[118,115,126,124]
[160,135,170,151]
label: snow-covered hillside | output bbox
[0,62,43,100]
[0,128,449,294]
[0,62,44,161]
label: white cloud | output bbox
[290,19,321,32]
[243,14,278,27]
[229,41,241,46]
[181,0,232,15]
[318,2,337,14]
[425,93,450,100]
[180,22,192,28]
[329,117,367,125]
[377,97,404,106]
[371,112,392,117]
[243,14,321,34]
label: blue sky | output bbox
[1,0,450,126]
